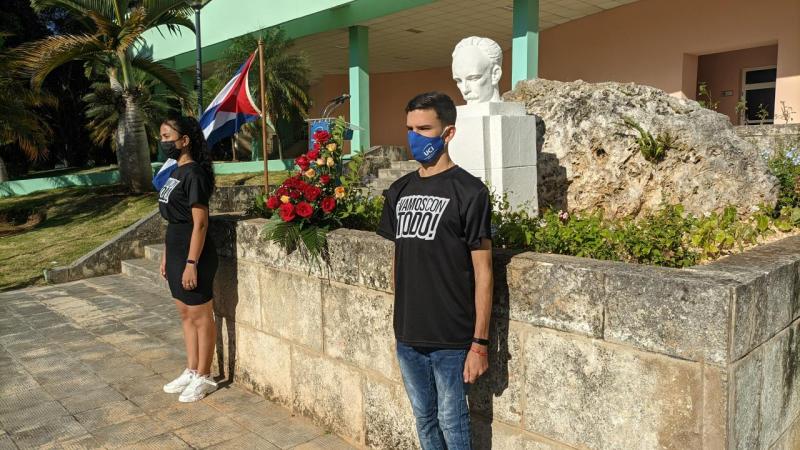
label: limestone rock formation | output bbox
[504,79,779,219]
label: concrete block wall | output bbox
[209,218,800,450]
[735,123,800,156]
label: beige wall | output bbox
[308,58,513,149]
[306,0,800,148]
[540,0,799,107]
[698,45,778,124]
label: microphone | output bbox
[329,93,351,104]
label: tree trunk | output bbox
[0,155,8,183]
[116,94,153,193]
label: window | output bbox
[742,66,776,124]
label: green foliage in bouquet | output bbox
[260,117,349,264]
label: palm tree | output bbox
[15,0,193,192]
[0,39,54,182]
[213,27,310,160]
[83,67,178,155]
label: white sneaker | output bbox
[163,369,195,394]
[178,374,217,402]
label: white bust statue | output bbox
[451,36,503,104]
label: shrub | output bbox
[768,146,800,211]
[245,140,800,268]
[622,117,678,163]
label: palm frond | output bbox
[299,224,329,264]
[117,7,148,52]
[0,73,55,159]
[129,51,189,99]
[85,9,119,38]
[82,81,122,148]
[82,67,179,151]
[150,12,195,34]
[14,34,105,91]
[143,0,194,33]
[31,0,116,19]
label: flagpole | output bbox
[258,38,269,194]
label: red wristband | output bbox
[470,348,488,356]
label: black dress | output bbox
[157,162,218,305]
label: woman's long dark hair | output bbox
[162,115,216,191]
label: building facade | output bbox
[146,0,800,154]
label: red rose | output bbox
[266,196,281,209]
[296,201,314,218]
[276,186,288,196]
[307,149,320,160]
[313,130,331,143]
[321,197,336,213]
[304,185,322,202]
[313,141,321,151]
[289,189,302,200]
[278,203,295,222]
[295,155,310,171]
[320,174,331,185]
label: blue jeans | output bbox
[396,341,471,450]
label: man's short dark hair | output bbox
[405,92,457,126]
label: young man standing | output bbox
[377,92,493,450]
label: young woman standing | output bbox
[156,116,219,402]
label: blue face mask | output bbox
[408,126,451,164]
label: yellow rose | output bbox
[280,195,290,204]
[334,186,346,199]
[305,168,316,178]
[316,158,325,166]
[326,157,335,167]
[326,143,337,152]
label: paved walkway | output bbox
[0,275,356,449]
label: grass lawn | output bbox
[0,171,290,291]
[15,165,118,180]
[216,171,290,187]
[0,185,157,291]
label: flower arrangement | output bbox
[261,117,349,262]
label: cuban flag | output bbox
[199,51,261,148]
[152,158,178,191]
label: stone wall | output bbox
[735,123,800,156]
[44,209,166,284]
[209,218,800,450]
[45,186,261,285]
[210,185,264,213]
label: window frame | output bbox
[741,65,777,125]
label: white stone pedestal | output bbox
[449,101,538,215]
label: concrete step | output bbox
[121,258,169,292]
[377,168,414,179]
[144,244,165,264]
[390,160,420,171]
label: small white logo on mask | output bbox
[395,195,450,240]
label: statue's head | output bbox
[451,36,503,104]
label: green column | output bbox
[512,0,539,87]
[349,25,370,153]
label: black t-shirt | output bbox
[158,162,212,224]
[377,165,492,349]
